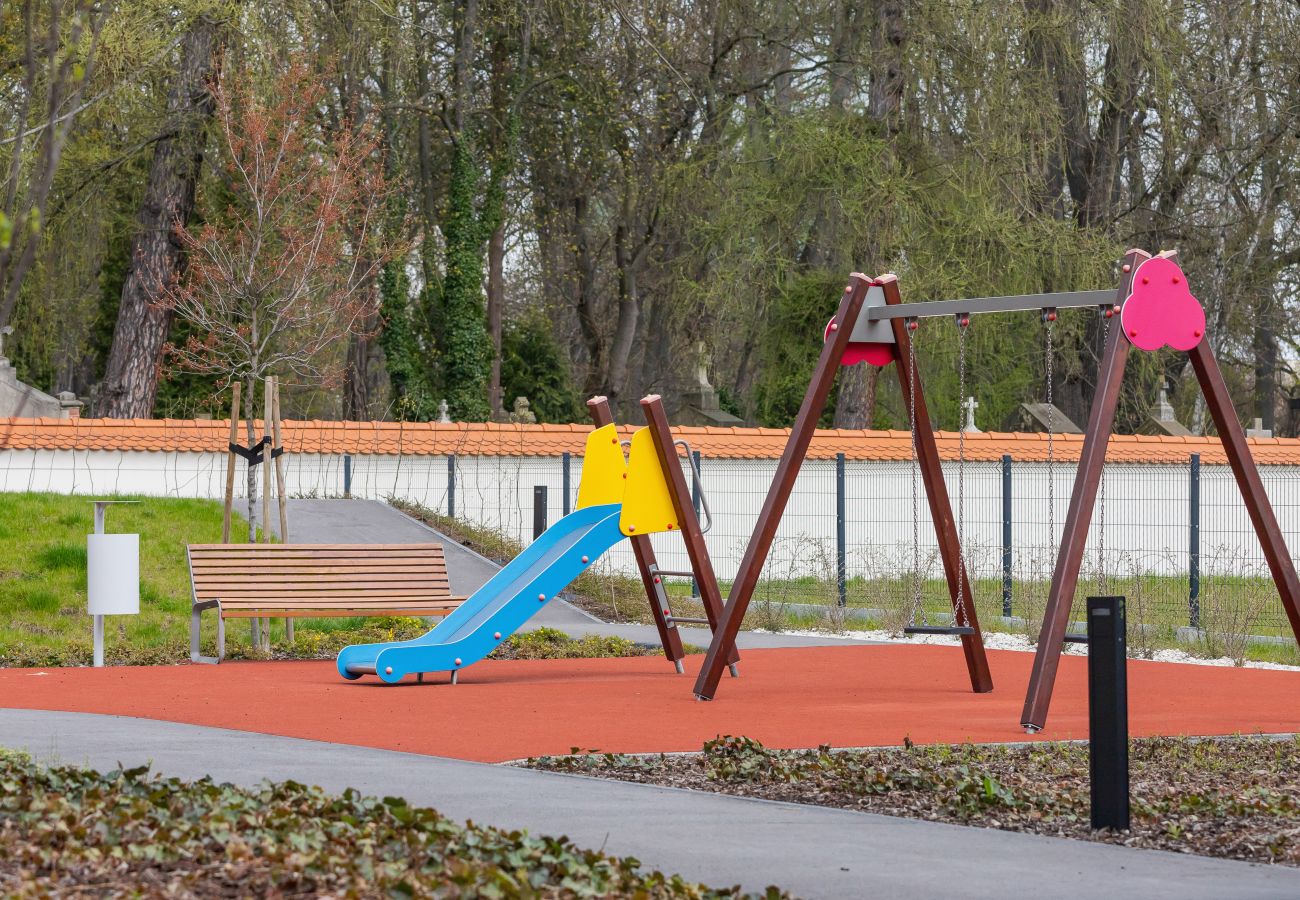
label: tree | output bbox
[94,12,224,417]
[159,59,396,537]
[0,0,111,330]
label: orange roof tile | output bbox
[0,417,1297,465]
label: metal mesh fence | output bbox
[380,451,1300,639]
[2,436,1296,639]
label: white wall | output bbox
[3,445,1298,584]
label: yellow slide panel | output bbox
[619,427,680,536]
[576,423,628,510]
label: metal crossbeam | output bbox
[865,289,1115,321]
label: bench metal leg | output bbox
[191,604,221,665]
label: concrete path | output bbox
[3,710,1295,900]
[275,498,883,647]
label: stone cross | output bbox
[1246,417,1273,439]
[961,395,981,433]
[437,399,451,424]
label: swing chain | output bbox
[1097,309,1111,594]
[954,313,969,628]
[907,318,925,626]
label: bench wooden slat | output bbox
[190,564,446,575]
[188,543,447,551]
[189,548,444,557]
[195,590,454,598]
[194,574,450,586]
[221,609,457,619]
[215,599,464,609]
[197,592,452,600]
[188,542,461,622]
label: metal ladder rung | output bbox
[651,569,695,578]
[666,616,711,626]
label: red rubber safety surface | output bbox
[2,646,1297,763]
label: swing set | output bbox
[694,249,1300,731]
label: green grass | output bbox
[0,494,684,668]
[659,573,1300,665]
[0,493,231,663]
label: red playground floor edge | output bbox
[2,644,1297,763]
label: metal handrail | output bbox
[673,439,712,533]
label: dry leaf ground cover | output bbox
[525,735,1300,867]
[0,749,784,898]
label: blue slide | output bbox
[337,503,626,684]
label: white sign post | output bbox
[87,500,140,667]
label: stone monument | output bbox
[0,326,83,418]
[678,342,743,427]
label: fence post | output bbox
[562,452,572,516]
[836,453,847,607]
[447,454,456,519]
[533,485,548,541]
[1002,453,1013,618]
[343,454,352,499]
[1189,452,1200,629]
[691,449,702,600]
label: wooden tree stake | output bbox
[222,381,241,543]
[262,376,273,544]
[272,376,289,542]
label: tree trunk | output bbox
[831,0,898,428]
[95,17,222,418]
[573,195,606,396]
[343,329,371,419]
[487,221,505,419]
[607,220,641,408]
[833,364,878,429]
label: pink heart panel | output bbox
[1120,257,1206,352]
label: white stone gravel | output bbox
[758,627,1300,671]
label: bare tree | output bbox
[158,59,397,537]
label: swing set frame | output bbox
[694,248,1300,716]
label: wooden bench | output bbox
[188,543,465,663]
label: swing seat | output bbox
[903,625,975,636]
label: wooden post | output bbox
[260,377,273,649]
[587,396,686,667]
[271,377,292,643]
[222,382,241,543]
[272,376,289,542]
[882,277,993,693]
[1021,249,1145,732]
[261,377,273,544]
[641,394,740,668]
[1189,341,1300,642]
[694,274,873,700]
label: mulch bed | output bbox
[0,750,780,898]
[525,734,1300,866]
